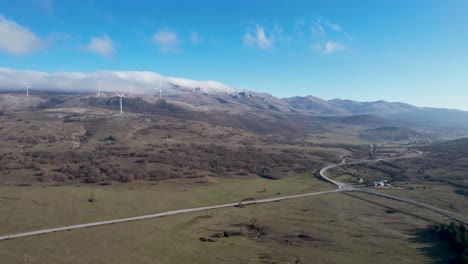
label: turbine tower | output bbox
[95,80,103,96]
[23,82,31,96]
[159,80,162,99]
[153,87,158,97]
[116,93,125,115]
[130,86,133,96]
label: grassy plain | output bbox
[0,192,453,263]
[307,131,376,145]
[0,174,330,235]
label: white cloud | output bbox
[190,32,201,45]
[321,18,342,32]
[152,29,180,53]
[242,18,345,53]
[0,68,237,95]
[308,18,347,54]
[311,19,327,39]
[327,22,342,32]
[0,15,44,55]
[82,34,116,58]
[243,33,254,46]
[323,41,345,54]
[273,24,283,35]
[243,24,273,49]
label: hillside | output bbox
[423,137,468,158]
[282,96,346,115]
[359,126,424,142]
[2,89,468,141]
[2,67,468,138]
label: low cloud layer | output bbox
[0,68,237,95]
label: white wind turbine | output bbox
[153,80,163,99]
[153,86,158,98]
[95,80,103,96]
[23,82,31,96]
[130,86,134,96]
[116,93,125,115]
[159,80,162,99]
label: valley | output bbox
[2,2,468,262]
[0,91,467,263]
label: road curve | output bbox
[318,150,468,225]
[318,150,423,190]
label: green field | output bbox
[0,174,331,235]
[307,131,376,145]
[0,192,453,263]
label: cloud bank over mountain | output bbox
[0,68,237,95]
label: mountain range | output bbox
[284,95,468,128]
[1,69,467,140]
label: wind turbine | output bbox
[154,80,163,99]
[116,93,125,115]
[23,82,31,96]
[153,87,158,98]
[130,86,133,96]
[159,80,162,99]
[95,80,103,96]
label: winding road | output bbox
[0,149,466,242]
[319,150,468,224]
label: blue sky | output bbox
[0,0,467,110]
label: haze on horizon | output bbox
[0,0,467,111]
